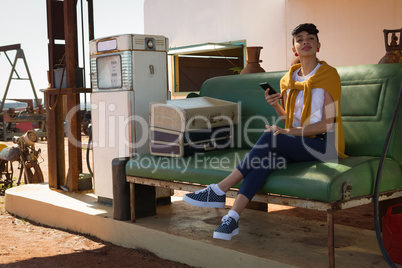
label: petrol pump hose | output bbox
[373,85,402,268]
[87,124,93,177]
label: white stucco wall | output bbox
[286,0,402,68]
[144,0,288,71]
[144,0,401,72]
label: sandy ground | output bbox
[0,136,193,268]
[0,136,376,267]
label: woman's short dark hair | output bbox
[292,23,319,44]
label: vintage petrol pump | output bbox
[89,34,169,203]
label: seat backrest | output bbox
[200,63,402,163]
[336,63,401,162]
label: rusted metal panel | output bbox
[0,44,21,52]
[338,191,402,210]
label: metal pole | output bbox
[0,52,19,111]
[4,52,21,79]
[87,0,94,41]
[20,49,40,107]
[80,0,87,115]
[327,209,335,268]
[80,0,86,87]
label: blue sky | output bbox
[0,0,144,101]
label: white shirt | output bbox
[286,63,326,128]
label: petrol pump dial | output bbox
[96,55,122,89]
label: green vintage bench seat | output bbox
[121,63,402,267]
[126,63,401,202]
[126,152,401,203]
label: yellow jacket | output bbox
[280,61,347,158]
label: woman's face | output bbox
[292,31,320,57]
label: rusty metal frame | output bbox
[126,175,402,268]
[0,45,39,111]
[127,176,402,211]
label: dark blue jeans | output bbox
[236,131,337,201]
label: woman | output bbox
[183,23,347,240]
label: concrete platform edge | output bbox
[5,184,296,268]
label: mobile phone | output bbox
[259,82,282,98]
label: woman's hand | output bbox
[265,90,282,107]
[264,125,290,136]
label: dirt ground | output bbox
[0,136,376,267]
[0,137,193,268]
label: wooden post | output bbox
[45,93,65,189]
[46,0,92,191]
[46,0,66,189]
[64,0,82,192]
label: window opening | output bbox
[169,42,245,96]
